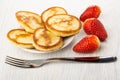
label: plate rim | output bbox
[20,35,75,53]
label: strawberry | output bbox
[73,35,100,53]
[80,5,101,21]
[83,18,108,41]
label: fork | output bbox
[5,56,117,68]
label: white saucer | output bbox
[21,36,75,53]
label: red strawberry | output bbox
[73,35,100,53]
[80,5,101,21]
[83,18,108,41]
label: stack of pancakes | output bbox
[7,6,81,52]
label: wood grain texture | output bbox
[0,0,120,80]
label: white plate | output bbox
[21,36,75,53]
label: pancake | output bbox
[46,14,81,37]
[16,11,44,33]
[41,6,67,23]
[33,28,63,51]
[7,29,34,48]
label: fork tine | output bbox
[5,56,30,68]
[5,56,51,68]
[6,58,24,65]
[5,61,30,68]
[6,56,25,62]
[6,56,25,63]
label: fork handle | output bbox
[48,56,117,63]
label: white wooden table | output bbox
[0,0,120,80]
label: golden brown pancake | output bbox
[16,11,44,33]
[33,28,63,51]
[46,14,81,37]
[7,29,34,48]
[41,6,67,23]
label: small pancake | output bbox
[41,6,67,23]
[7,29,34,48]
[16,11,44,33]
[46,14,81,37]
[33,28,63,51]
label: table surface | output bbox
[0,0,120,80]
